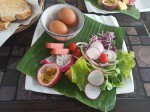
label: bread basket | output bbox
[15,0,44,33]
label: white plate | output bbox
[84,0,150,13]
[25,14,134,94]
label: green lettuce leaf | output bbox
[116,50,135,78]
[100,50,135,90]
[71,57,90,91]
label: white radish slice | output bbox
[86,47,101,60]
[90,41,104,53]
[103,50,117,62]
[85,83,101,100]
[88,70,104,86]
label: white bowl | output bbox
[40,4,84,41]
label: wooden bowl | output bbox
[15,0,44,33]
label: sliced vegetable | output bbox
[80,45,116,68]
[86,47,101,60]
[37,63,61,87]
[69,42,77,52]
[88,70,104,86]
[103,50,117,62]
[90,32,116,50]
[90,41,104,53]
[99,53,108,64]
[85,83,101,100]
[73,49,82,58]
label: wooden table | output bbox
[0,0,150,112]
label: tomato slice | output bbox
[69,42,77,52]
[73,49,82,58]
[99,53,108,64]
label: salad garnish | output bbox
[65,31,135,98]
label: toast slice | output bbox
[0,0,32,22]
[0,21,10,31]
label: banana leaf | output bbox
[17,15,125,112]
[85,0,140,19]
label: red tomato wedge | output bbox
[99,53,108,64]
[69,42,77,52]
[73,49,82,58]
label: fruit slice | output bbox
[37,63,61,87]
[40,55,74,72]
[98,0,103,5]
[122,0,129,4]
[85,83,101,100]
[40,55,56,64]
[124,0,136,5]
[128,0,136,5]
[65,68,72,81]
[86,47,101,60]
[46,43,64,49]
[118,1,128,10]
[51,48,69,55]
[56,55,74,72]
[102,0,118,10]
[88,70,104,86]
[90,41,104,53]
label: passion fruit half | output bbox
[37,63,61,87]
[102,0,118,10]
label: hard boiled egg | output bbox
[48,20,69,34]
[58,7,77,27]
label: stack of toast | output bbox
[0,0,32,31]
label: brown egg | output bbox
[48,20,69,34]
[58,7,77,27]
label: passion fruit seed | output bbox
[41,68,57,84]
[46,68,57,75]
[41,74,55,84]
[105,0,115,4]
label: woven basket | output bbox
[15,0,44,33]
